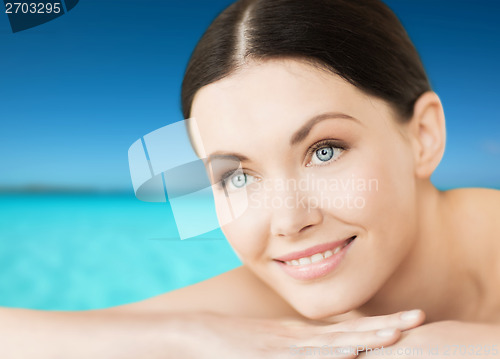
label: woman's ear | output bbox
[408,91,446,179]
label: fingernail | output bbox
[400,309,421,321]
[376,328,397,337]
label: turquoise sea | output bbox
[0,193,241,310]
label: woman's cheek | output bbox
[308,166,380,224]
[354,155,418,258]
[219,201,270,262]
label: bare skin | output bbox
[105,59,500,356]
[354,186,500,324]
[183,58,500,323]
[116,188,500,324]
[1,59,499,357]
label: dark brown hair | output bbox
[181,0,431,121]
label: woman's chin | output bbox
[283,293,362,321]
[292,303,354,321]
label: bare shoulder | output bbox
[444,186,500,200]
[110,265,301,319]
[444,187,500,222]
[444,188,500,305]
[465,187,500,206]
[443,187,500,243]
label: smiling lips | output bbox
[274,236,356,280]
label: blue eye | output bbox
[230,173,247,188]
[307,140,346,167]
[315,147,334,162]
[218,170,257,191]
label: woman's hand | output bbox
[175,309,426,358]
[355,320,500,359]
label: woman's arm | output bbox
[0,266,426,358]
[0,306,201,358]
[0,267,294,358]
[0,266,291,358]
[0,306,427,359]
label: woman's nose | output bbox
[268,186,323,238]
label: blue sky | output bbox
[0,0,498,191]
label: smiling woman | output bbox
[176,0,500,349]
[1,0,500,358]
[186,57,490,321]
[154,0,500,352]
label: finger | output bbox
[315,309,425,333]
[297,327,401,353]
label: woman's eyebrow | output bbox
[204,112,359,164]
[289,112,361,146]
[205,152,250,165]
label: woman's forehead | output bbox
[189,59,394,152]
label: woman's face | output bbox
[190,59,420,319]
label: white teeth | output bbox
[283,241,351,267]
[299,257,311,265]
[311,253,324,263]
